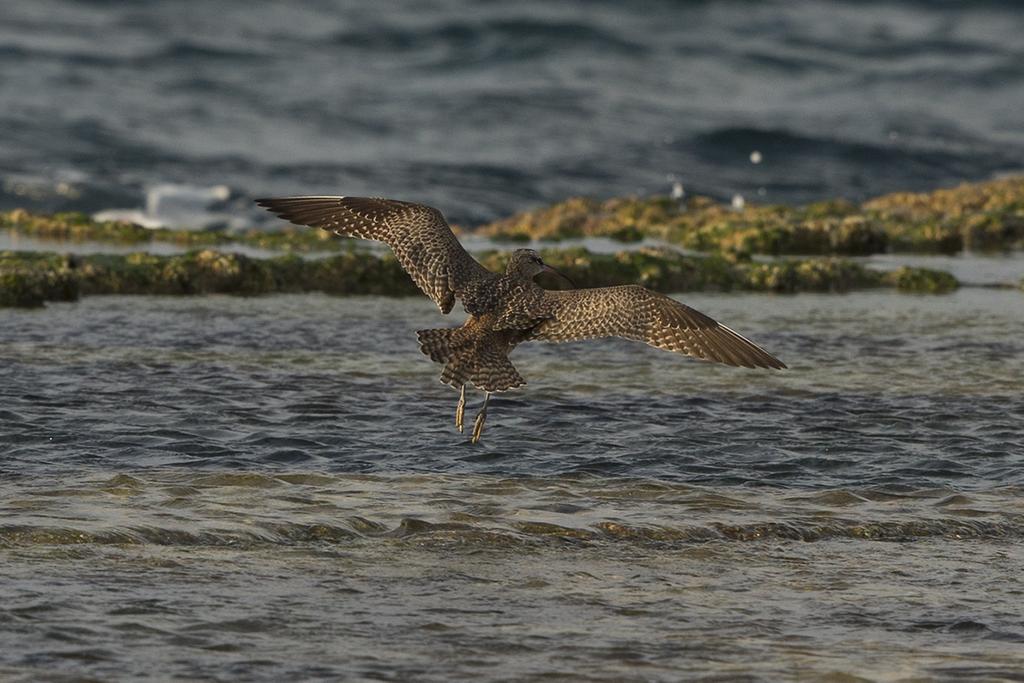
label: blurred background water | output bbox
[1,0,1023,227]
[3,1,1024,681]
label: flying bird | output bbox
[256,196,786,442]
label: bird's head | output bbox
[506,249,574,287]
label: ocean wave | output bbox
[3,469,1023,551]
[0,40,269,67]
[3,513,1021,551]
[327,18,647,63]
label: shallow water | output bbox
[861,252,1024,287]
[2,291,1023,680]
[0,230,286,260]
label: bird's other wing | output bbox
[255,196,493,314]
[529,285,786,369]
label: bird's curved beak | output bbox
[542,264,576,289]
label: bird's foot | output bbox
[455,384,466,433]
[470,410,486,443]
[470,392,490,444]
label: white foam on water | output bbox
[93,183,240,231]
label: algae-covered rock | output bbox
[304,252,419,296]
[469,247,890,294]
[6,177,1022,257]
[480,177,1024,255]
[864,176,1024,252]
[481,197,603,240]
[0,249,424,306]
[479,193,890,255]
[881,266,959,294]
[0,251,80,307]
[0,246,964,307]
[172,250,277,295]
[477,246,737,292]
[0,209,153,243]
[0,270,48,307]
[1,209,349,252]
[684,208,890,256]
[741,258,881,293]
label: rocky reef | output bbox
[3,177,1022,257]
[485,247,958,295]
[0,249,420,307]
[0,253,80,308]
[0,208,347,252]
[5,177,1020,307]
[1,247,957,308]
[479,176,1024,255]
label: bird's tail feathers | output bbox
[439,352,525,393]
[419,328,525,392]
[417,327,465,363]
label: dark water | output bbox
[2,0,1024,226]
[2,291,1024,679]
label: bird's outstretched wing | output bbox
[256,196,493,313]
[530,285,786,369]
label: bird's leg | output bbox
[471,392,491,444]
[455,384,466,433]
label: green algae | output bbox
[741,258,883,293]
[0,210,154,244]
[862,178,1024,252]
[479,177,1024,255]
[0,209,351,252]
[1,247,962,308]
[74,250,418,298]
[0,251,79,307]
[0,249,419,307]
[880,266,959,294]
[480,247,934,294]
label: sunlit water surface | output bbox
[2,291,1023,681]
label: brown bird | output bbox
[256,196,786,442]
